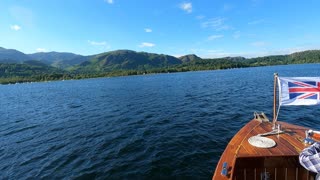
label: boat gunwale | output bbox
[212,118,312,179]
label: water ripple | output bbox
[1,64,320,179]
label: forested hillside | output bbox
[1,48,320,84]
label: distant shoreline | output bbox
[0,63,313,85]
[2,49,320,85]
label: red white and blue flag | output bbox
[278,77,320,106]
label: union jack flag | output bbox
[289,81,320,100]
[278,77,320,106]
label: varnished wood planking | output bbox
[213,119,315,180]
[213,119,262,179]
[258,124,298,155]
[213,120,262,179]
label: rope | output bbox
[257,129,284,137]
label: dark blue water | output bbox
[1,64,320,179]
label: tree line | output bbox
[1,50,320,84]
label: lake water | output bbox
[1,64,320,179]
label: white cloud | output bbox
[180,2,192,13]
[105,0,113,4]
[36,48,47,52]
[88,40,107,46]
[251,41,267,47]
[139,42,155,47]
[10,24,21,31]
[207,35,224,41]
[202,17,231,31]
[145,28,152,33]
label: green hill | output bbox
[75,50,182,72]
[0,47,31,63]
[0,62,66,84]
[2,48,320,84]
[179,54,202,63]
[28,52,90,69]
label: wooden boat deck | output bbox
[213,117,316,180]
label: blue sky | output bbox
[1,0,320,58]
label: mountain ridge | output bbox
[179,54,202,63]
[0,47,31,63]
[2,47,320,84]
[28,51,90,69]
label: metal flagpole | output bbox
[273,73,278,127]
